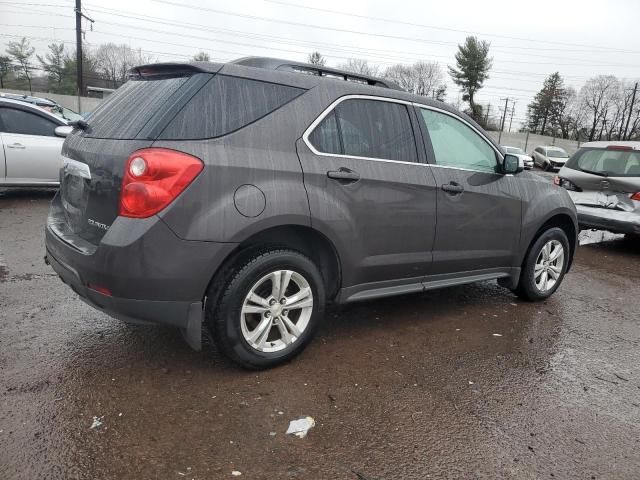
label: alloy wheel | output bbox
[534,240,565,292]
[240,270,313,353]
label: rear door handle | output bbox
[441,182,464,194]
[7,143,25,149]
[327,169,360,183]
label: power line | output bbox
[264,0,640,55]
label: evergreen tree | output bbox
[448,36,492,120]
[526,72,567,136]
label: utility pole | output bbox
[508,101,517,133]
[498,97,510,143]
[623,82,638,140]
[74,0,93,111]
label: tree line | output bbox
[524,72,639,141]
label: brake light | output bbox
[606,145,633,151]
[119,148,203,218]
[88,283,112,296]
[631,192,640,201]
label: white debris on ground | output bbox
[286,416,315,438]
[90,416,104,429]
[231,470,242,476]
[492,333,503,337]
[468,381,475,385]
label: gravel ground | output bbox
[1,182,639,480]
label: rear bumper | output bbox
[574,204,640,235]
[45,193,238,347]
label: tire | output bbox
[207,249,325,369]
[513,227,569,301]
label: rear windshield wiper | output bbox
[70,118,90,130]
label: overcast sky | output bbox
[2,0,640,128]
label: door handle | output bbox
[441,182,464,194]
[7,143,25,149]
[327,169,360,183]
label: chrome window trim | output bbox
[302,94,419,165]
[302,94,505,175]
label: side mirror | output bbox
[54,125,73,138]
[503,153,524,174]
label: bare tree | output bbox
[96,43,155,88]
[384,61,446,99]
[307,51,326,66]
[193,51,210,61]
[579,75,618,141]
[6,37,35,92]
[337,58,379,77]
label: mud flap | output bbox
[181,302,204,351]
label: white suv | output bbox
[532,146,570,171]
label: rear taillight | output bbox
[555,176,582,192]
[119,148,203,218]
[631,192,640,201]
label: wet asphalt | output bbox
[1,178,639,479]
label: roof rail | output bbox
[231,56,401,90]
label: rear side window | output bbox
[159,75,305,140]
[84,75,193,139]
[0,107,57,136]
[308,98,417,162]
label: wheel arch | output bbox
[204,224,342,310]
[523,213,577,271]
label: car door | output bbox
[416,106,522,275]
[297,96,438,296]
[0,105,64,184]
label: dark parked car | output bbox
[45,57,578,369]
[555,141,640,236]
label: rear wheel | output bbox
[514,227,569,301]
[207,249,325,369]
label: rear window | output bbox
[158,75,305,140]
[565,148,640,177]
[84,74,196,139]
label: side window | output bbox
[0,108,57,136]
[308,110,341,155]
[420,108,497,173]
[308,98,418,163]
[159,75,305,140]
[336,99,417,162]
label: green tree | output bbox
[526,72,567,136]
[6,37,35,92]
[193,51,210,61]
[448,36,492,120]
[37,43,66,92]
[307,51,326,66]
[0,55,12,88]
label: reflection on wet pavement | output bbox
[1,189,639,479]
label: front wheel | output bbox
[514,227,569,301]
[207,249,325,369]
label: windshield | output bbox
[505,147,524,154]
[50,105,83,122]
[547,148,568,158]
[565,147,640,177]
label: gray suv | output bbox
[45,57,578,369]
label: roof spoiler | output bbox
[128,62,222,79]
[231,56,401,90]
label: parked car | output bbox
[0,98,73,187]
[502,145,533,169]
[555,141,640,236]
[0,92,83,123]
[532,146,570,171]
[45,57,578,369]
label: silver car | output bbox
[532,145,570,171]
[555,141,640,236]
[502,145,534,169]
[0,98,72,187]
